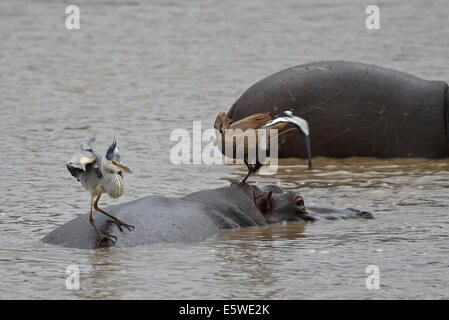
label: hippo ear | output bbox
[254,190,273,215]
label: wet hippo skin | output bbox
[42,183,372,249]
[227,61,449,158]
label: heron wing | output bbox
[264,115,309,136]
[229,113,272,131]
[269,127,297,146]
[66,145,97,181]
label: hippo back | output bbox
[228,61,449,158]
[42,195,221,249]
[181,184,267,228]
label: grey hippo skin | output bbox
[42,183,373,249]
[227,61,449,158]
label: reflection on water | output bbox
[0,0,449,299]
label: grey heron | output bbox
[66,137,135,244]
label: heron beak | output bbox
[304,135,313,170]
[116,162,132,173]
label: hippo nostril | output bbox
[292,195,306,214]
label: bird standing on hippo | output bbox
[227,60,449,159]
[66,138,135,245]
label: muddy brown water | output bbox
[0,0,448,299]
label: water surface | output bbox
[0,0,448,299]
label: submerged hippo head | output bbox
[249,184,316,223]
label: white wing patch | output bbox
[263,115,310,136]
[67,147,97,171]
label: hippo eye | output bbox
[292,194,304,207]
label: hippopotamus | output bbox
[227,60,449,159]
[42,183,373,249]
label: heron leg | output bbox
[94,194,135,232]
[89,195,117,246]
[240,160,254,186]
[240,160,263,186]
[253,160,262,172]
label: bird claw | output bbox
[120,222,135,232]
[98,232,117,243]
[112,219,135,232]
